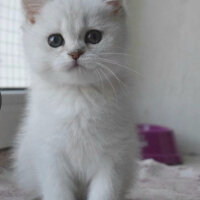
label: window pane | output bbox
[0,0,29,88]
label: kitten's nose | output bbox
[68,50,84,60]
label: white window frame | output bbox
[0,90,26,149]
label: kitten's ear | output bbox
[105,0,125,14]
[22,0,46,24]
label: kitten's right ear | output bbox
[104,0,127,15]
[22,0,46,24]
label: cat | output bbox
[13,0,139,200]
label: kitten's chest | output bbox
[62,111,106,172]
[37,87,118,167]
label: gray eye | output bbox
[85,30,102,44]
[48,34,65,48]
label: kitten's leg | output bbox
[38,156,75,200]
[88,163,128,200]
[41,177,75,200]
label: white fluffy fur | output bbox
[14,0,138,200]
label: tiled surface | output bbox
[0,1,29,88]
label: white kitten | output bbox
[14,0,139,200]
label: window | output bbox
[0,1,27,148]
[0,0,29,88]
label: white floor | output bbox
[0,156,200,200]
[129,156,200,200]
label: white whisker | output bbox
[95,69,105,95]
[97,65,117,100]
[99,52,131,57]
[96,62,129,95]
[99,58,143,77]
[87,53,143,77]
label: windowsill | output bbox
[1,90,26,105]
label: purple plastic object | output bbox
[137,124,182,165]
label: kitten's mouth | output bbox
[68,61,80,71]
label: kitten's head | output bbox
[22,0,128,86]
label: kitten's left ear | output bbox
[105,0,125,14]
[22,0,46,24]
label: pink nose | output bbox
[68,50,84,60]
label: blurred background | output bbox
[0,0,200,156]
[129,0,200,156]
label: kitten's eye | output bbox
[85,30,102,44]
[48,34,65,48]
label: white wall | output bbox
[129,0,200,155]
